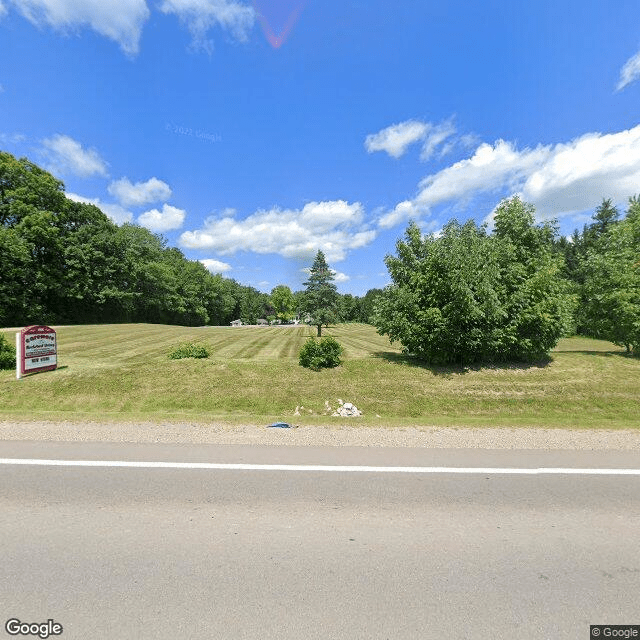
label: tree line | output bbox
[2,151,637,360]
[0,152,380,328]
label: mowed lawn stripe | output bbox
[262,327,316,359]
[274,326,315,359]
[327,324,402,359]
[59,325,203,367]
[211,327,287,359]
[2,324,639,428]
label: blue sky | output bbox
[1,0,639,295]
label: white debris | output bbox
[332,400,362,417]
[296,400,363,417]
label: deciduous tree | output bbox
[582,196,640,353]
[270,285,295,322]
[374,197,574,364]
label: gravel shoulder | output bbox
[1,419,640,450]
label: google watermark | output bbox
[165,122,221,143]
[591,626,640,638]
[5,619,62,638]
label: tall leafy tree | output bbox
[581,196,640,353]
[492,196,574,360]
[0,226,32,326]
[302,250,338,336]
[560,198,622,334]
[374,197,573,365]
[359,288,384,324]
[374,220,506,364]
[270,285,295,322]
[0,152,67,228]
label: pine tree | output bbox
[302,250,338,337]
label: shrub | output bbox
[168,342,210,360]
[0,333,16,370]
[299,336,343,370]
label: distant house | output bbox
[230,319,242,327]
[256,318,268,326]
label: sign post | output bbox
[16,326,57,379]
[16,332,20,380]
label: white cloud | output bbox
[179,200,377,262]
[365,120,429,158]
[138,204,186,232]
[520,128,640,216]
[108,177,172,207]
[381,125,640,228]
[0,2,6,18]
[41,134,108,177]
[365,118,458,160]
[378,200,421,230]
[332,270,350,283]
[0,132,27,145]
[67,192,133,224]
[420,120,457,160]
[617,49,640,91]
[412,140,550,209]
[10,0,150,55]
[158,0,254,52]
[200,258,232,274]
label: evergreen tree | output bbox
[589,198,620,239]
[562,198,622,334]
[302,250,338,336]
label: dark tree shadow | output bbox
[371,351,552,376]
[552,349,633,357]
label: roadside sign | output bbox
[16,326,57,379]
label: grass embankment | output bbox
[1,324,638,429]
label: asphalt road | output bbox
[1,441,639,640]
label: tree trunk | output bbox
[316,324,322,337]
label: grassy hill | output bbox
[1,324,638,429]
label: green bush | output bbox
[168,342,210,360]
[0,333,16,370]
[374,198,574,365]
[299,336,343,370]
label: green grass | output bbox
[1,324,638,429]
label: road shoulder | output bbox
[1,419,639,450]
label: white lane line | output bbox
[0,459,640,475]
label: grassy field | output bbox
[1,323,639,429]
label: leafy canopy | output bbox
[0,333,16,370]
[270,285,295,322]
[374,197,574,364]
[581,196,640,354]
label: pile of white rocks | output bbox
[293,399,363,417]
[327,399,362,417]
